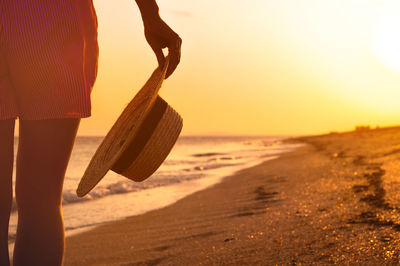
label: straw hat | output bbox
[77,58,183,197]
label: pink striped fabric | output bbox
[0,0,98,120]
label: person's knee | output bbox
[15,169,63,205]
[17,204,62,234]
[19,197,61,210]
[16,189,62,219]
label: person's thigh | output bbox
[15,118,80,209]
[13,118,80,266]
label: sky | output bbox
[77,0,400,136]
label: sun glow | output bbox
[77,0,400,136]
[372,2,400,72]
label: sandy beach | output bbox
[65,126,400,265]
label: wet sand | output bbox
[65,126,400,265]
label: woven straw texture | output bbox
[77,60,169,197]
[120,99,183,181]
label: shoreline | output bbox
[65,127,400,264]
[8,137,292,241]
[64,151,293,265]
[62,154,282,237]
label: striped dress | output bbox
[0,0,98,120]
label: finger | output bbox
[165,51,179,79]
[153,47,166,71]
[145,31,164,69]
[166,38,182,79]
[147,35,166,70]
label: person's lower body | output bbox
[0,118,80,265]
[0,1,98,265]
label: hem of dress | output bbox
[17,112,92,121]
[0,115,18,121]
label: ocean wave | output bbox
[243,140,266,146]
[62,173,205,205]
[191,152,227,157]
[193,163,239,172]
[207,155,241,162]
[64,222,103,232]
[163,160,198,166]
[243,139,284,147]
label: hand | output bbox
[144,17,182,79]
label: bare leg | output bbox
[13,118,80,266]
[0,119,15,266]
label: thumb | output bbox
[145,31,166,70]
[153,47,166,70]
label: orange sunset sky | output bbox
[77,0,400,136]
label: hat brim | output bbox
[76,59,169,197]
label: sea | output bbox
[8,135,301,244]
